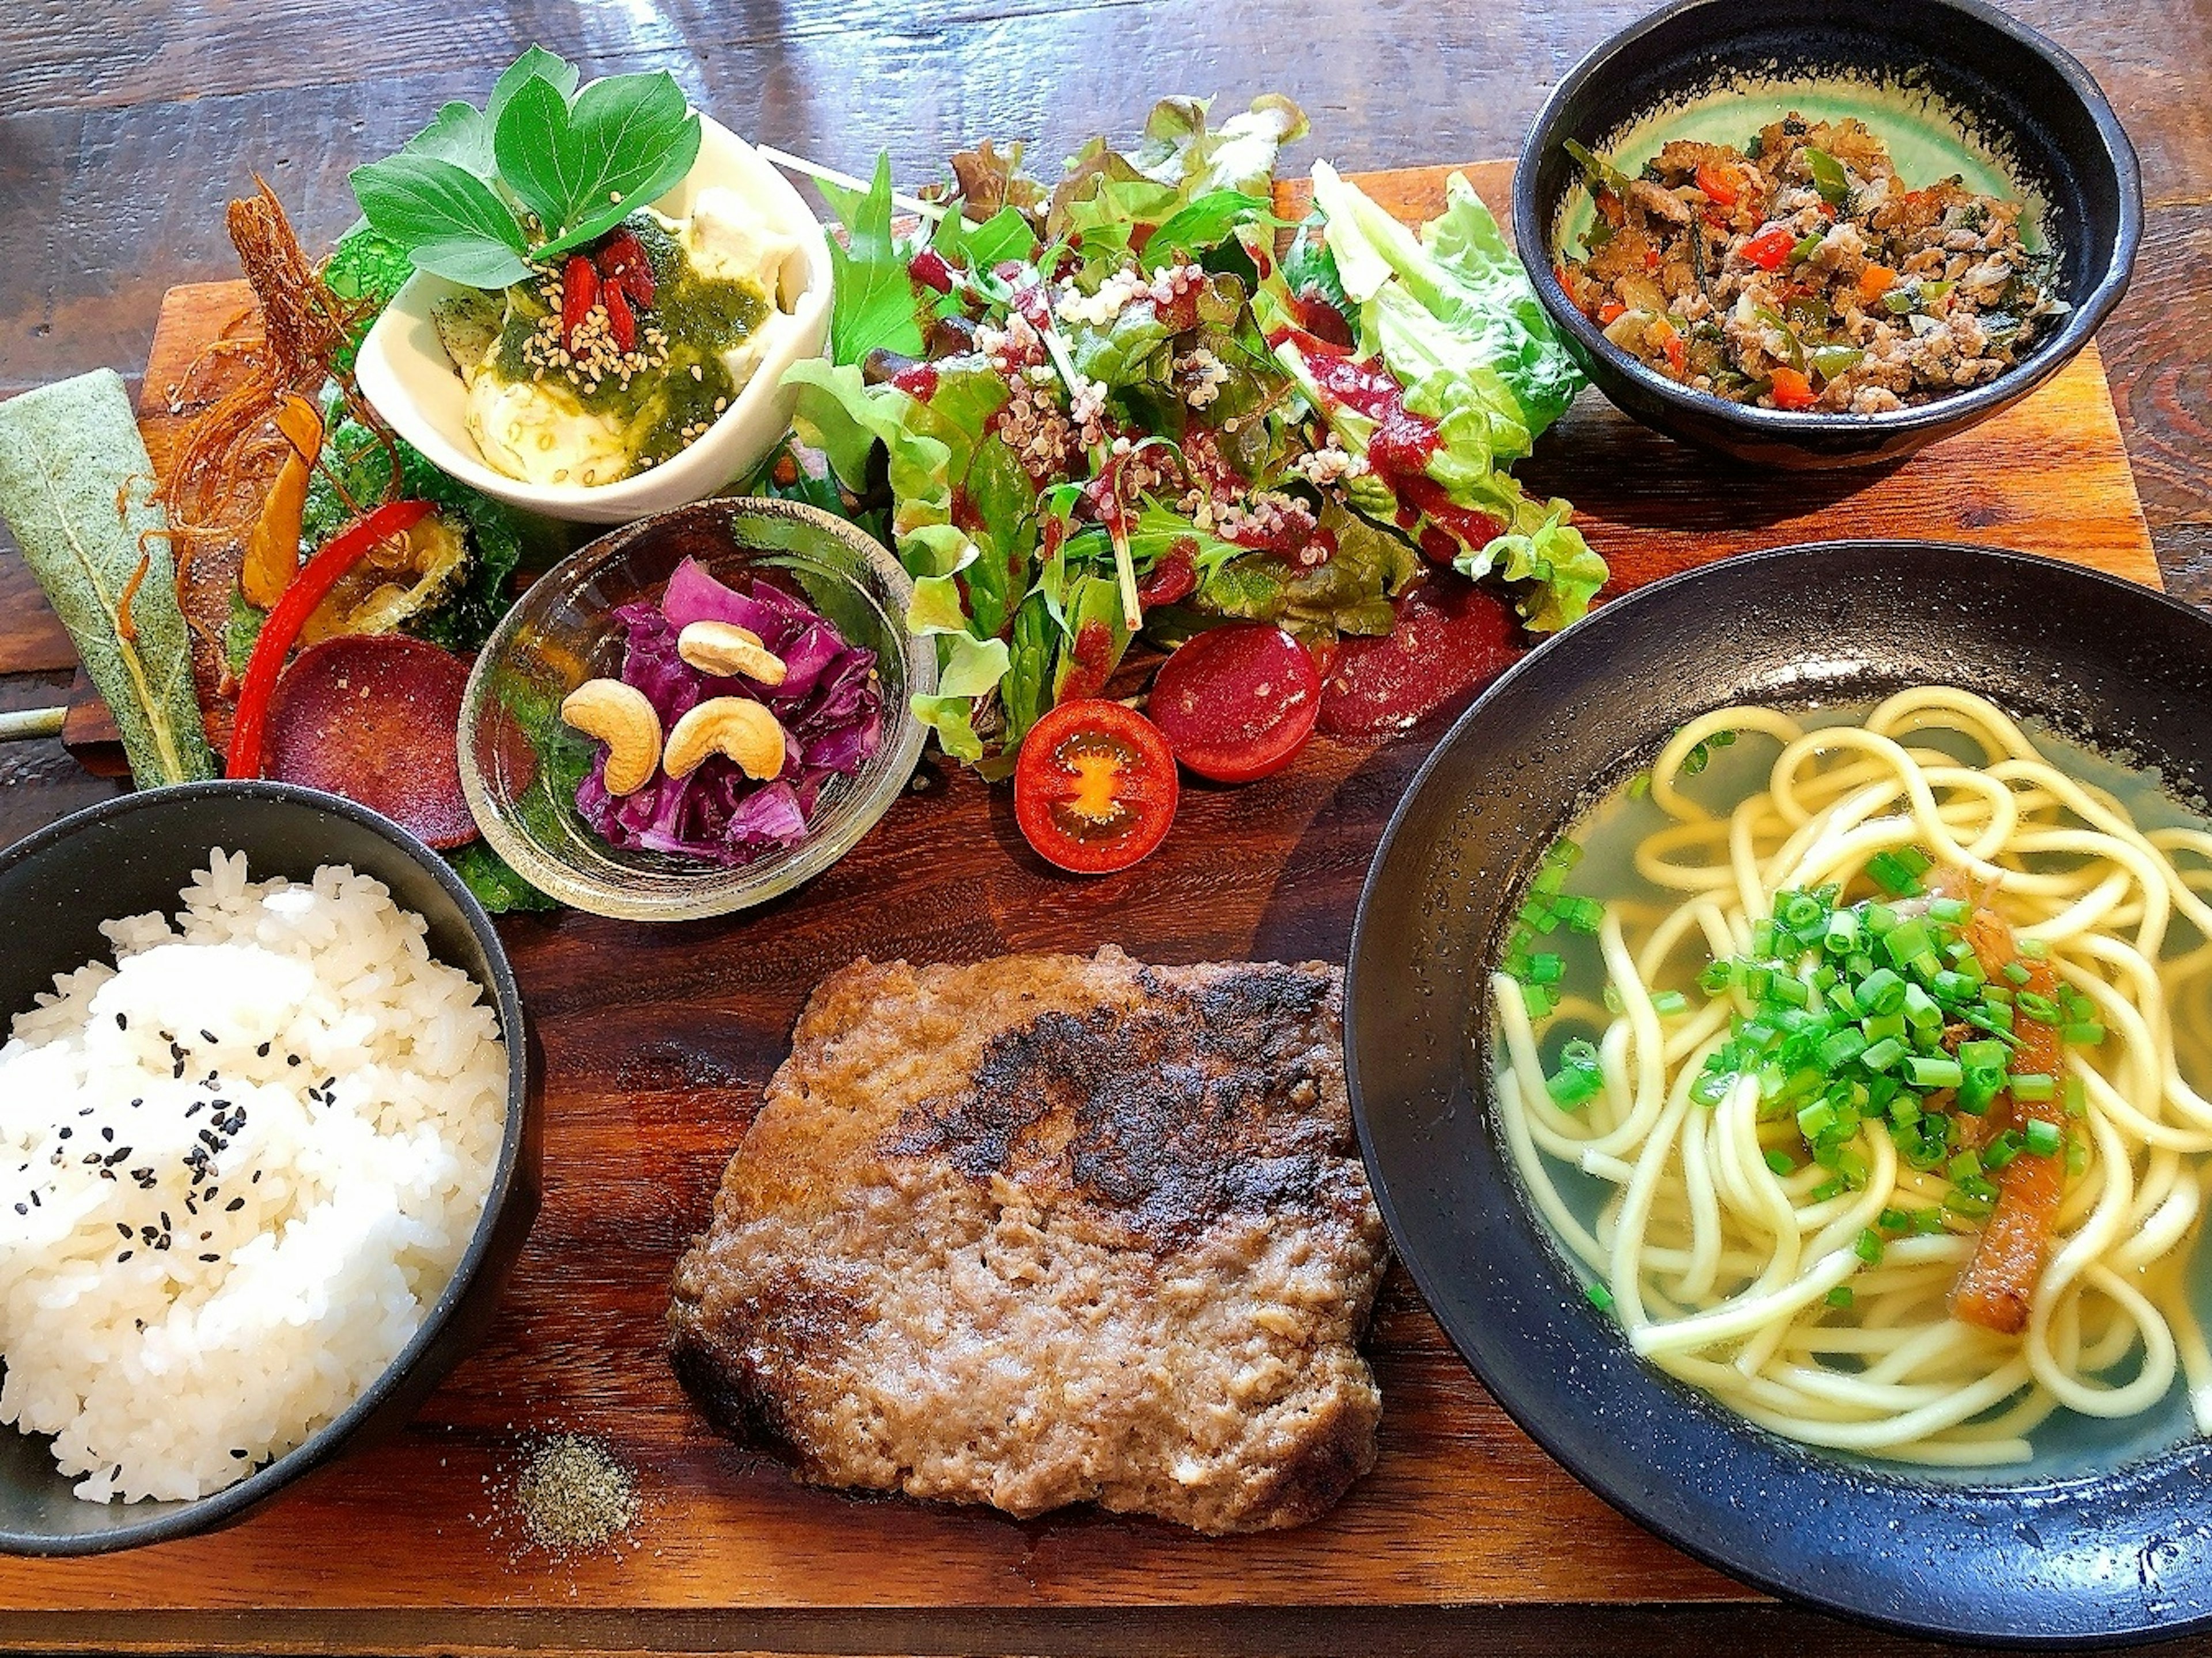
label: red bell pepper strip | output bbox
[225,499,435,779]
[1695,160,1741,208]
[1767,367,1819,411]
[1741,225,1798,271]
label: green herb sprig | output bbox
[351,47,702,290]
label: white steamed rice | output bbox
[0,849,507,1503]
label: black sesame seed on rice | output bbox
[226,1197,245,1212]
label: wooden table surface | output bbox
[2,2,2210,1654]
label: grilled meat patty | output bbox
[668,946,1388,1534]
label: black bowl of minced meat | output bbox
[1514,0,2140,469]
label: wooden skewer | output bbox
[0,707,67,741]
[753,146,948,221]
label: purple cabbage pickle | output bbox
[573,559,884,866]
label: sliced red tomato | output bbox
[1149,624,1321,783]
[1013,699,1179,874]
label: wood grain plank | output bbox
[0,162,2175,1630]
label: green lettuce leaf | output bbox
[816,154,927,366]
[1259,289,1605,634]
[1455,496,1609,635]
[1193,499,1413,641]
[1306,161,1584,439]
[1132,94,1309,197]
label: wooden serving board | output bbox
[0,162,2162,1651]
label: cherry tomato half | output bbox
[1149,623,1321,783]
[1013,699,1179,874]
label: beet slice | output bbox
[263,635,478,848]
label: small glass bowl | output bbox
[458,497,931,921]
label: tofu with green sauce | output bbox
[449,185,805,488]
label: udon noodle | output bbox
[1492,686,2212,1466]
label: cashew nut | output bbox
[677,620,788,687]
[662,697,787,781]
[560,678,661,796]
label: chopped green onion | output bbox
[1854,1227,1884,1264]
[2062,1020,2105,1046]
[2001,961,2030,985]
[1547,1063,1603,1108]
[2017,936,2048,958]
[1859,968,1906,1015]
[1521,985,1555,1019]
[2024,1117,2063,1157]
[1903,1054,1963,1090]
[1818,1028,1869,1069]
[1825,1285,1855,1310]
[1912,1208,1948,1236]
[1545,837,1582,868]
[1948,1149,1983,1182]
[1865,904,1898,936]
[1698,959,1734,995]
[1983,1129,2022,1171]
[1797,1099,1838,1139]
[2008,1072,2056,1103]
[1824,912,1861,954]
[1561,896,1605,935]
[1883,918,1933,966]
[1527,953,1564,985]
[2067,1138,2089,1175]
[1861,1010,1907,1044]
[1932,969,1979,1003]
[1861,1036,1907,1072]
[1867,853,1925,898]
[1900,985,1940,1033]
[1585,1280,1615,1312]
[1652,990,1689,1016]
[1765,1148,1796,1176]
[2016,991,2059,1023]
[1928,897,1970,924]
[2065,1075,2086,1117]
[1691,1071,1733,1107]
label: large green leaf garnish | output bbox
[351,47,701,289]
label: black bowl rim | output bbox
[0,779,533,1555]
[1511,0,2144,442]
[1346,540,2212,1647]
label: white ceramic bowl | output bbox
[355,115,832,525]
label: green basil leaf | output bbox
[531,71,700,259]
[492,73,586,240]
[403,100,496,180]
[488,45,579,125]
[351,153,532,287]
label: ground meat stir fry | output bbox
[1555,115,2065,413]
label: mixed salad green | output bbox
[786,97,1605,773]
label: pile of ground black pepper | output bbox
[512,1433,639,1554]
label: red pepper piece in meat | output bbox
[1741,225,1798,271]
